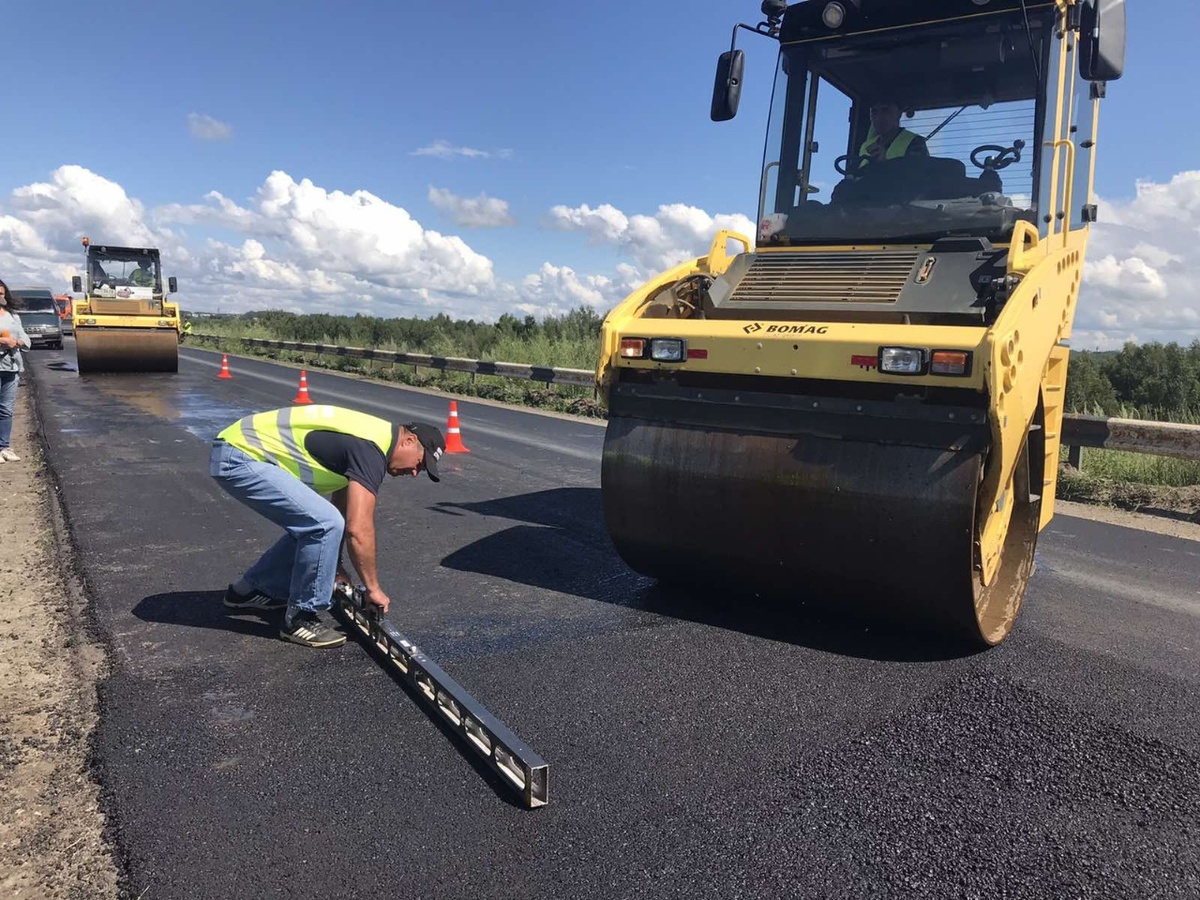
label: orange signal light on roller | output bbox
[619,338,646,359]
[930,350,972,376]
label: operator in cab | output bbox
[858,98,928,167]
[130,260,155,288]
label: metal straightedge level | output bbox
[332,584,549,808]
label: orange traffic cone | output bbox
[444,401,470,453]
[293,370,313,404]
[218,354,232,379]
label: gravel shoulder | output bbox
[0,386,118,898]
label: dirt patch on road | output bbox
[0,388,118,897]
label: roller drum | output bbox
[75,328,179,373]
[601,383,1039,645]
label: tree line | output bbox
[229,307,606,361]
[1067,342,1200,420]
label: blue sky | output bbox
[1,0,1196,348]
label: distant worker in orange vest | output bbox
[858,98,928,168]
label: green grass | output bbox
[189,323,606,418]
[1060,446,1200,488]
[1061,404,1200,489]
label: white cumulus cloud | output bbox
[0,165,189,288]
[188,113,233,141]
[498,263,614,317]
[428,187,515,228]
[1075,171,1200,349]
[547,201,756,276]
[0,165,629,321]
[157,170,496,300]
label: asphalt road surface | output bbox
[25,343,1200,899]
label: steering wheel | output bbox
[834,153,871,176]
[970,140,1025,171]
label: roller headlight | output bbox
[649,339,686,362]
[879,347,926,375]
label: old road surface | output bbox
[24,344,1200,900]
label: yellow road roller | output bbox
[71,237,181,373]
[597,0,1126,645]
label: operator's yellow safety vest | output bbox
[859,127,919,164]
[218,405,395,494]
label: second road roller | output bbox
[71,237,182,373]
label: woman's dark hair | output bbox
[0,279,10,309]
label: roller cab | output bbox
[71,239,182,373]
[598,0,1126,645]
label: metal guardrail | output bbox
[191,334,1200,467]
[193,335,595,388]
[1061,415,1200,466]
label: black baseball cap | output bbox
[406,422,446,482]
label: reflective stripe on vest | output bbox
[859,128,918,163]
[218,405,394,493]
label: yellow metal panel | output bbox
[611,319,988,390]
[978,231,1087,582]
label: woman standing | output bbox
[0,279,32,462]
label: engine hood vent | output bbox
[721,250,921,305]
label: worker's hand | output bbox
[364,585,391,615]
[866,140,886,163]
[0,335,17,349]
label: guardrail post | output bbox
[1066,444,1083,471]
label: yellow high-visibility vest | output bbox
[859,127,919,164]
[218,405,395,494]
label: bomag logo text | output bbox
[744,322,829,335]
[765,324,828,335]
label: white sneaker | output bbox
[0,449,18,462]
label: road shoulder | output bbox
[0,386,118,898]
[1054,499,1200,542]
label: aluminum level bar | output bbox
[332,584,549,808]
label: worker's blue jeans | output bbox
[209,441,343,613]
[0,372,18,450]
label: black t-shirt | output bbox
[305,428,395,495]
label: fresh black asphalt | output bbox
[25,342,1200,899]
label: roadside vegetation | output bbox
[190,307,607,417]
[1060,344,1200,502]
[185,310,1200,494]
